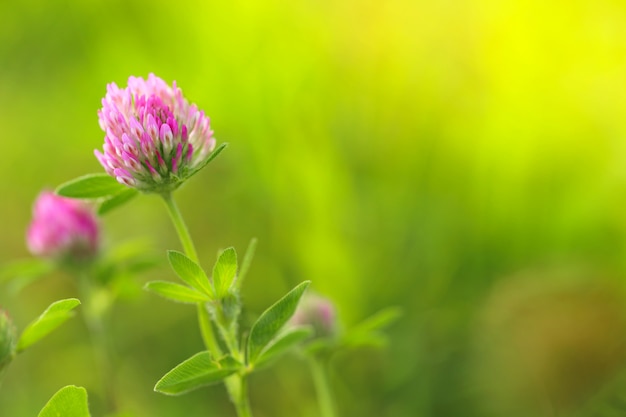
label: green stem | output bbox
[160,191,253,417]
[309,356,337,417]
[234,375,253,417]
[222,374,252,417]
[197,304,222,357]
[78,275,116,414]
[160,192,199,262]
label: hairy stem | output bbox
[233,375,253,417]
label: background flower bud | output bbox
[0,309,17,373]
[26,191,100,262]
[291,293,338,339]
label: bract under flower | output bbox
[27,191,100,262]
[95,73,216,193]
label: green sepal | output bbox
[154,351,242,396]
[187,143,228,179]
[144,281,212,304]
[167,250,214,298]
[97,188,139,215]
[247,281,310,365]
[17,298,81,352]
[255,326,313,370]
[38,385,91,417]
[56,173,127,199]
[212,247,237,298]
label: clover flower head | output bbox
[26,191,100,262]
[0,309,16,372]
[95,73,216,193]
[291,293,338,338]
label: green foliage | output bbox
[0,259,53,294]
[0,311,17,372]
[17,298,81,352]
[167,250,214,298]
[196,304,221,357]
[97,188,139,215]
[55,174,126,199]
[304,306,402,356]
[144,281,211,304]
[212,247,237,298]
[94,239,160,291]
[342,307,402,349]
[154,351,241,395]
[255,326,313,369]
[38,385,91,417]
[104,239,154,264]
[247,281,310,365]
[237,238,257,288]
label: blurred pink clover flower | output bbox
[26,191,100,262]
[290,293,338,339]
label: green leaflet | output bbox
[38,386,91,417]
[247,281,310,364]
[154,352,241,395]
[56,173,127,199]
[98,188,139,215]
[144,281,212,304]
[17,298,81,352]
[212,247,237,298]
[255,326,313,369]
[168,250,214,298]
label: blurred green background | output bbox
[3,0,626,416]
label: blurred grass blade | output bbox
[18,298,81,352]
[255,326,313,369]
[212,247,237,298]
[154,352,241,396]
[343,307,402,349]
[0,259,52,283]
[236,238,257,288]
[247,281,310,365]
[144,281,211,304]
[95,239,160,286]
[38,385,91,417]
[97,188,139,215]
[0,259,53,294]
[167,250,214,298]
[56,173,127,199]
[349,307,402,335]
